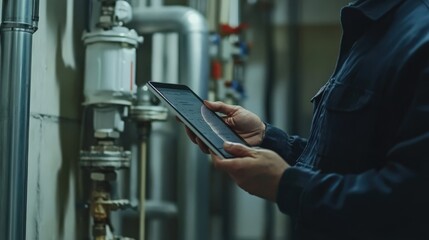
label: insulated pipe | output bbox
[0,0,38,239]
[128,7,210,240]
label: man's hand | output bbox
[183,101,266,154]
[211,142,289,202]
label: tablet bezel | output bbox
[147,81,249,159]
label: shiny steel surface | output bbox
[0,0,37,238]
[128,7,210,240]
[0,29,33,240]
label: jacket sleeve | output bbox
[259,123,307,166]
[276,68,429,236]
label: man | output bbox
[184,0,429,239]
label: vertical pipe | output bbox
[0,29,32,240]
[129,7,209,240]
[0,0,38,239]
[139,124,151,240]
[140,140,147,240]
[177,31,209,240]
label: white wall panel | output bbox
[30,0,84,119]
[26,0,85,238]
[27,116,81,240]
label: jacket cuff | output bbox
[276,167,316,217]
[260,123,287,148]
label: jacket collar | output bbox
[347,0,404,21]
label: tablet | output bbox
[147,81,249,158]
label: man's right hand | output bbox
[182,101,266,154]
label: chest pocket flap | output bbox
[326,83,374,112]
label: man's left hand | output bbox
[211,142,289,202]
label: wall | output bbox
[26,0,86,239]
[296,25,342,135]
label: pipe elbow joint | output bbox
[129,6,208,34]
[173,6,207,33]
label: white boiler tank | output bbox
[83,26,143,105]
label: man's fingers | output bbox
[196,138,210,154]
[210,150,222,162]
[184,127,198,144]
[211,150,235,170]
[204,100,237,115]
[223,142,256,158]
[186,128,210,154]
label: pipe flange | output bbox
[131,105,168,122]
[80,144,131,169]
[82,26,143,47]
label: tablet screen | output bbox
[148,82,248,158]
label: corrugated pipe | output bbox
[0,0,39,239]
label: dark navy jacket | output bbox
[260,0,429,239]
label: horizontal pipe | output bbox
[121,200,178,219]
[129,6,207,33]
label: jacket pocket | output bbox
[318,83,378,173]
[325,83,374,112]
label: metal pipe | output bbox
[130,6,208,34]
[0,0,38,239]
[128,7,210,240]
[140,139,147,240]
[139,125,150,240]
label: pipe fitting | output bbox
[128,6,208,34]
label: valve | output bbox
[219,23,248,36]
[98,0,133,29]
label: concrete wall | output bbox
[26,0,86,239]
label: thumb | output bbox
[204,100,237,115]
[223,142,256,158]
